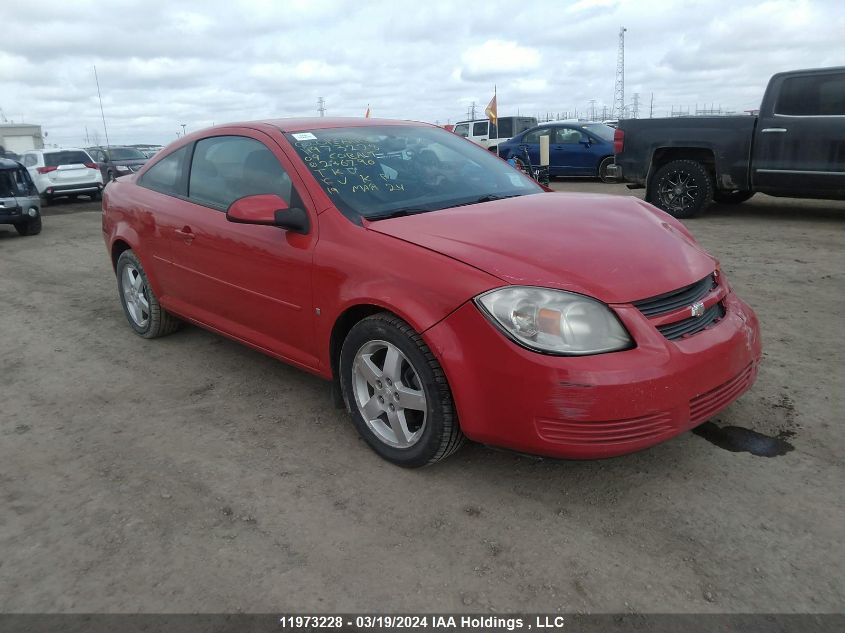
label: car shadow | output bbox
[707,196,845,222]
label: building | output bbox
[0,123,44,155]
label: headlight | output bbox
[475,286,633,355]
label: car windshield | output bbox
[45,151,91,167]
[286,125,542,220]
[583,123,615,142]
[108,148,145,160]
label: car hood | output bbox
[364,192,717,304]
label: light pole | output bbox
[181,123,187,137]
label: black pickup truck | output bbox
[610,66,845,217]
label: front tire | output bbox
[598,156,616,183]
[15,216,42,236]
[649,159,714,219]
[340,313,464,467]
[116,250,181,338]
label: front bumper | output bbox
[424,291,762,459]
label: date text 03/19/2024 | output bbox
[278,615,567,630]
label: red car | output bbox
[102,118,762,467]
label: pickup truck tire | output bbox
[598,156,616,183]
[649,159,714,219]
[713,190,754,204]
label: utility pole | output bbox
[317,97,326,117]
[467,101,477,120]
[181,123,187,137]
[589,99,597,121]
[612,27,627,119]
[632,93,640,119]
[649,92,654,118]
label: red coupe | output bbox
[102,118,762,467]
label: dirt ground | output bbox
[1,183,843,614]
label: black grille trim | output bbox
[657,302,725,341]
[633,274,716,317]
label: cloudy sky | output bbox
[1,0,842,146]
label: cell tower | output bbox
[317,97,326,117]
[613,27,627,119]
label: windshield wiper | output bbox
[365,208,431,221]
[451,193,521,208]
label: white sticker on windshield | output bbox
[292,132,317,141]
[508,173,525,187]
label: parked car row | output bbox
[453,117,618,183]
[14,145,150,205]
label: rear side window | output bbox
[188,136,292,211]
[472,121,488,136]
[497,118,514,138]
[775,72,845,116]
[44,151,91,167]
[23,154,37,167]
[139,145,189,196]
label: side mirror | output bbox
[226,194,309,234]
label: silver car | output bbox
[0,157,42,236]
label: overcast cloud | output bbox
[1,0,843,146]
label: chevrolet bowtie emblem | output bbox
[690,301,705,317]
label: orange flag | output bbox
[485,91,497,125]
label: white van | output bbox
[452,116,538,150]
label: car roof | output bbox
[237,117,432,133]
[0,157,22,169]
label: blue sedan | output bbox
[496,122,616,182]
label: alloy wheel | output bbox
[121,264,150,328]
[351,340,427,448]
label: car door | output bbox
[167,131,319,369]
[753,69,845,196]
[470,120,489,147]
[551,127,596,175]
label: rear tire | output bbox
[713,190,754,204]
[648,159,713,219]
[598,156,616,183]
[340,312,465,467]
[15,216,42,236]
[115,250,182,339]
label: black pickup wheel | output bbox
[649,159,714,219]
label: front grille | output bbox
[690,363,755,424]
[535,411,674,446]
[657,302,725,340]
[633,274,716,317]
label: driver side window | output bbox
[188,136,293,211]
[523,128,551,144]
[555,128,586,144]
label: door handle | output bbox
[761,128,787,133]
[176,226,195,242]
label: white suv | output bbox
[21,148,104,204]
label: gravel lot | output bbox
[1,183,843,614]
